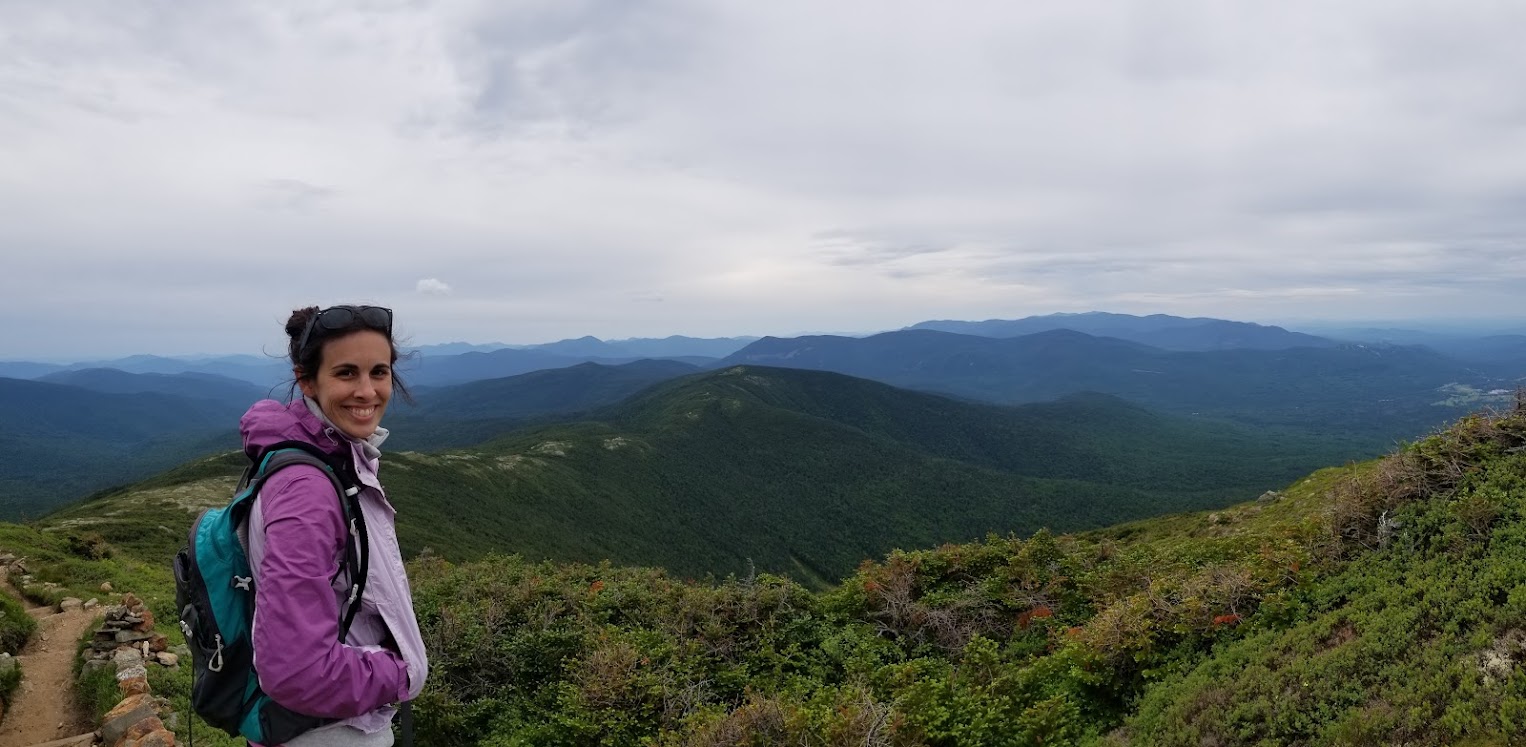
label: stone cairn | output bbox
[82,591,181,747]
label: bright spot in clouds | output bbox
[416,278,453,296]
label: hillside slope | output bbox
[394,403,1526,746]
[0,377,242,519]
[43,366,1345,582]
[722,328,1505,443]
[10,400,1526,745]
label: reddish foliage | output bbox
[589,580,605,593]
[1017,605,1054,630]
[1212,613,1242,627]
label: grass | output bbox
[0,591,35,655]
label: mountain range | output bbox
[721,328,1509,442]
[48,365,1350,582]
[4,312,1522,521]
[908,311,1339,351]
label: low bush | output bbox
[0,592,35,655]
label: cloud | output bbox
[416,278,453,296]
[2,0,1526,357]
[256,179,336,213]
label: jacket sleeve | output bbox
[252,467,411,718]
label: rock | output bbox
[127,727,177,747]
[118,675,151,697]
[113,648,145,667]
[61,597,84,611]
[81,658,113,678]
[119,715,171,747]
[116,664,148,680]
[85,597,100,609]
[134,608,156,631]
[101,581,114,592]
[116,630,155,644]
[0,653,15,677]
[155,651,179,668]
[121,592,141,608]
[0,552,14,565]
[148,634,169,653]
[171,645,190,659]
[101,693,158,745]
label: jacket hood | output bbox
[240,398,348,460]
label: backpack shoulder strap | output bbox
[240,440,371,640]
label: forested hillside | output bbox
[40,366,1343,582]
[0,376,243,519]
[10,400,1525,745]
[399,402,1526,745]
[723,329,1505,444]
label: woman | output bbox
[239,304,428,746]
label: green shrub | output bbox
[64,531,113,560]
[0,592,35,655]
[0,657,19,706]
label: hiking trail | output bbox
[0,565,99,746]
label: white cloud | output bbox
[1,0,1525,357]
[416,278,453,296]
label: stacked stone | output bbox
[85,593,178,672]
[83,592,180,746]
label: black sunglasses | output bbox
[297,305,393,355]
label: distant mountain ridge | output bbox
[39,368,268,403]
[722,328,1500,443]
[0,376,242,519]
[53,365,1352,582]
[909,311,1337,351]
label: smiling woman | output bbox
[218,305,429,746]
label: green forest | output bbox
[5,402,1526,744]
[39,367,1352,583]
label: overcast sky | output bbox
[3,0,1525,359]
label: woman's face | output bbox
[298,329,393,440]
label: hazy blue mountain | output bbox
[525,335,756,359]
[412,341,514,356]
[48,354,293,390]
[721,329,1495,442]
[909,312,1337,351]
[403,348,645,387]
[412,359,699,421]
[0,361,68,379]
[1419,334,1526,363]
[39,368,267,405]
[0,376,242,519]
[602,335,757,358]
[528,336,631,357]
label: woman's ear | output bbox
[295,368,316,399]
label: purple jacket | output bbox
[240,399,429,743]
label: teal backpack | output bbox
[173,440,370,745]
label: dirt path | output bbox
[0,566,99,746]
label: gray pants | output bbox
[279,724,394,746]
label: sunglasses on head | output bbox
[298,305,394,355]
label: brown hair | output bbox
[284,305,414,403]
